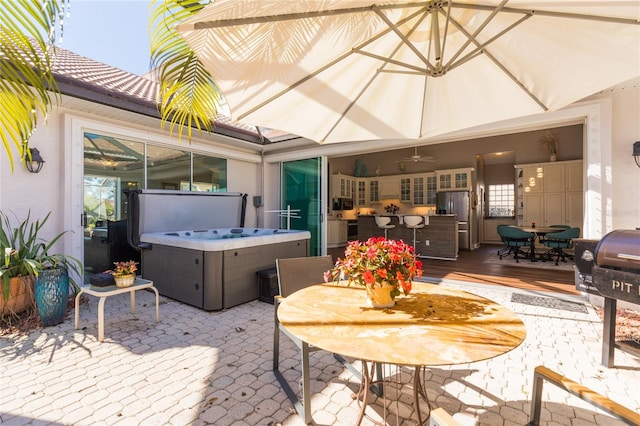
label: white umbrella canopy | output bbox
[177,1,640,144]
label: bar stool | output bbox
[403,215,425,248]
[375,216,395,239]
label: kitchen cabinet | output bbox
[519,160,583,228]
[355,179,367,207]
[515,167,524,225]
[523,192,544,227]
[368,179,380,203]
[436,168,474,191]
[426,173,437,205]
[521,165,543,194]
[566,161,583,191]
[414,173,438,206]
[542,164,565,192]
[400,177,412,203]
[331,173,354,199]
[410,176,424,205]
[543,191,565,226]
[379,176,400,199]
[521,162,566,193]
[410,174,434,206]
[327,220,348,248]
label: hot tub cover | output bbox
[126,189,247,248]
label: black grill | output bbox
[575,229,640,367]
[592,230,640,305]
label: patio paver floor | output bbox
[1,279,638,425]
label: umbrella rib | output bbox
[183,1,638,31]
[354,50,430,75]
[372,6,434,72]
[321,69,382,142]
[445,14,531,72]
[483,50,548,111]
[445,18,548,111]
[185,2,441,30]
[236,49,352,121]
[325,7,431,141]
[236,4,429,121]
[450,2,640,26]
[444,0,509,69]
[438,0,454,71]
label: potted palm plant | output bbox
[0,211,82,326]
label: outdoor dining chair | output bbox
[496,224,514,259]
[540,227,581,265]
[273,255,361,424]
[501,226,535,263]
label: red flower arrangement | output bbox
[325,237,423,300]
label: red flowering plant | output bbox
[325,237,423,299]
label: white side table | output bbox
[75,278,159,342]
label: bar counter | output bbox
[357,214,458,260]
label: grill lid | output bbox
[595,229,640,271]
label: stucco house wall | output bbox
[602,87,640,230]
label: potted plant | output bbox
[1,211,82,326]
[110,260,138,288]
[325,237,423,308]
[540,130,559,161]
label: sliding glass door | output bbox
[281,158,323,256]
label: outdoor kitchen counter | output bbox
[357,215,458,260]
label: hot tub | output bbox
[127,190,310,310]
[140,227,309,251]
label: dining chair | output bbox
[496,224,514,259]
[540,227,581,265]
[273,255,362,424]
[501,226,535,263]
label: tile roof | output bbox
[47,43,276,144]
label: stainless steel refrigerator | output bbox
[436,191,472,250]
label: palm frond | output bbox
[0,0,66,172]
[150,0,223,142]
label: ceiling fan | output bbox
[397,147,435,163]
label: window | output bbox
[83,131,227,232]
[488,184,515,217]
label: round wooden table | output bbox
[277,282,526,424]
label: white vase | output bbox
[365,280,396,308]
[550,153,557,162]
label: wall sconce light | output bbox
[633,141,640,168]
[24,148,45,173]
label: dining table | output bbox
[511,226,559,261]
[277,281,527,425]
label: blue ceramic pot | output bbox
[34,268,69,327]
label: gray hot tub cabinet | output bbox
[142,240,308,311]
[127,189,309,310]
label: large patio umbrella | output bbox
[176,1,640,144]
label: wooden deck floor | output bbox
[329,243,579,295]
[420,244,579,295]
